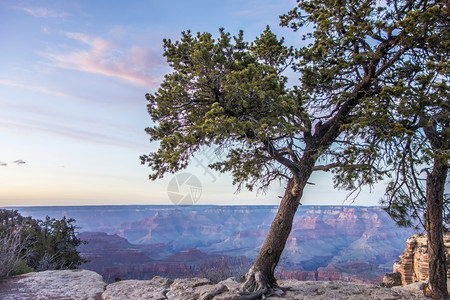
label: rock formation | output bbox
[73,206,414,284]
[393,234,450,285]
[0,269,106,300]
[0,269,432,300]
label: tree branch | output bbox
[312,161,391,175]
[311,162,340,172]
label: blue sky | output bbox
[0,0,387,207]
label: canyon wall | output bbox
[74,206,415,283]
[12,205,417,284]
[393,234,450,285]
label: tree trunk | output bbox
[241,175,308,295]
[424,159,448,299]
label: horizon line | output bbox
[1,203,382,208]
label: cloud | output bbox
[0,119,144,151]
[15,6,68,18]
[0,79,71,98]
[40,32,161,87]
[0,160,26,166]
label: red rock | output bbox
[317,265,342,281]
[393,234,450,285]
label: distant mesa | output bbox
[66,206,415,284]
[11,205,417,285]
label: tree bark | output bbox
[424,158,448,299]
[241,177,305,294]
[240,149,317,298]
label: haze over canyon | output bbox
[13,205,415,283]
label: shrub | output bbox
[0,228,31,277]
[381,272,402,287]
[0,209,87,277]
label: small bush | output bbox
[0,228,31,277]
[10,260,34,276]
[381,272,402,287]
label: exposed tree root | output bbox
[234,267,275,300]
[234,287,268,300]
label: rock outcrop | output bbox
[0,269,432,299]
[393,234,450,285]
[103,277,431,300]
[0,269,106,300]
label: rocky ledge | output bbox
[0,269,105,300]
[0,269,435,300]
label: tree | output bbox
[377,66,449,299]
[142,0,444,295]
[0,209,86,276]
[29,216,87,271]
[329,4,449,296]
[337,67,449,299]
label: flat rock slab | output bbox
[0,270,437,300]
[273,280,429,300]
[100,276,430,300]
[103,277,238,300]
[0,269,106,300]
[102,277,173,300]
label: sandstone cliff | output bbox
[393,234,450,285]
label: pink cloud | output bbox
[41,32,161,87]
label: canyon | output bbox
[15,205,415,284]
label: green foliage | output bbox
[315,0,449,226]
[381,272,402,287]
[0,209,36,229]
[143,0,446,199]
[9,260,34,276]
[0,209,87,277]
[28,216,87,270]
[141,27,304,190]
[143,1,447,291]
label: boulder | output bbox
[102,276,173,300]
[0,269,106,300]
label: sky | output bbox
[0,0,389,207]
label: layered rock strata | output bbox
[393,234,450,285]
